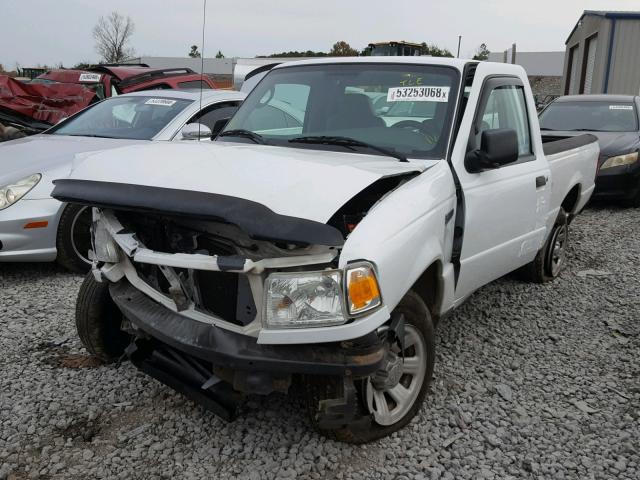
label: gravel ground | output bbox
[1,205,639,480]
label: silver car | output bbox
[0,89,245,271]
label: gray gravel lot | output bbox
[1,205,639,480]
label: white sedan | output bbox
[0,89,245,271]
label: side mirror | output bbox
[181,123,212,140]
[211,117,231,138]
[465,128,519,172]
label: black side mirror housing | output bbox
[211,117,231,138]
[465,128,519,172]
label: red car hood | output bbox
[0,75,96,125]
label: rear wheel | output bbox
[304,291,435,443]
[56,204,93,273]
[519,208,568,283]
[76,273,130,362]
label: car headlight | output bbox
[263,262,383,329]
[345,262,382,315]
[264,270,346,328]
[92,214,120,263]
[600,152,638,170]
[0,174,41,210]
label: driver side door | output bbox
[454,76,551,301]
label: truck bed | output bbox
[542,133,599,217]
[541,133,598,156]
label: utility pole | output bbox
[457,36,462,58]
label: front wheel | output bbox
[76,273,130,362]
[625,188,640,208]
[304,291,435,443]
[56,204,93,273]
[519,208,569,283]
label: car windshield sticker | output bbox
[79,73,102,83]
[609,105,633,110]
[145,98,177,107]
[387,86,450,102]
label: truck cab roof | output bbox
[272,56,479,72]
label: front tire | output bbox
[519,208,569,283]
[56,204,93,273]
[76,273,130,362]
[304,291,435,443]
[626,188,640,208]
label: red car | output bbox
[33,65,218,99]
[0,66,220,139]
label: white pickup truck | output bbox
[52,57,599,443]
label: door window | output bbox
[476,84,531,158]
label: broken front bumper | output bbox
[111,280,385,377]
[94,209,392,345]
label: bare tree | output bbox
[93,12,135,63]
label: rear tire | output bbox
[76,273,130,362]
[304,291,435,443]
[56,204,93,273]
[519,208,568,283]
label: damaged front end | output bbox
[53,179,391,422]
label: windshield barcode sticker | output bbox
[387,86,450,102]
[609,105,633,110]
[78,73,102,82]
[145,98,177,107]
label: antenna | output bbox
[198,0,207,140]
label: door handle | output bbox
[536,175,547,188]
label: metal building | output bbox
[563,10,640,95]
[488,49,565,99]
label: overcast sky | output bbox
[1,0,639,69]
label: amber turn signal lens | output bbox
[346,265,381,314]
[23,221,49,229]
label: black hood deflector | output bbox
[52,179,344,247]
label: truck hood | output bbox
[63,142,433,224]
[0,134,144,196]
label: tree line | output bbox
[93,12,491,64]
[2,11,491,71]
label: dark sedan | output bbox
[539,95,640,205]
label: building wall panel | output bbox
[608,19,640,94]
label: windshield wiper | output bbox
[288,135,407,162]
[64,134,118,139]
[218,129,265,144]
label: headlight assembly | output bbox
[0,174,41,210]
[92,213,120,263]
[263,262,383,329]
[600,152,638,170]
[264,270,346,328]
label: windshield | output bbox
[540,101,639,132]
[49,96,192,140]
[219,63,460,159]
